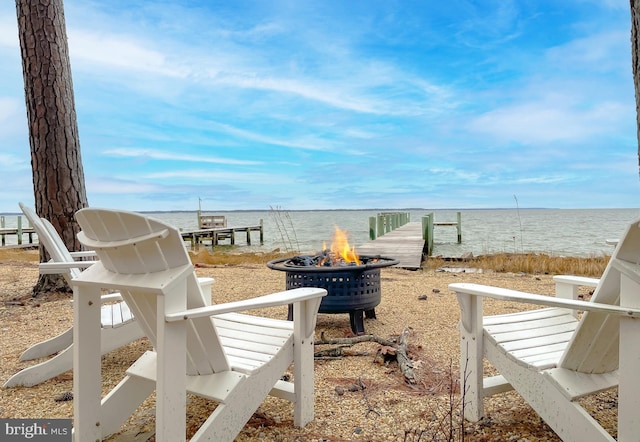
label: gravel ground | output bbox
[0,249,617,441]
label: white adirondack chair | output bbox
[449,217,640,442]
[3,204,212,387]
[70,208,327,441]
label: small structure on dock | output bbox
[183,211,264,249]
[198,214,227,229]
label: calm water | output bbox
[3,208,639,257]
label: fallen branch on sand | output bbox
[315,327,416,383]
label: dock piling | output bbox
[0,215,35,247]
[421,212,462,255]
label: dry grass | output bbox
[189,248,295,266]
[3,245,610,277]
[425,253,609,277]
[0,247,39,263]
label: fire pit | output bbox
[267,253,398,335]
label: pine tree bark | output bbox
[16,0,88,295]
[632,0,640,175]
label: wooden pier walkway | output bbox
[357,222,426,270]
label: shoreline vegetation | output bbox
[0,247,610,278]
[188,248,610,278]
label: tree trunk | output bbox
[15,0,88,296]
[632,0,640,175]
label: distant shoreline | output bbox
[8,207,640,216]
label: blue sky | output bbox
[0,0,638,212]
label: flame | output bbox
[323,226,360,265]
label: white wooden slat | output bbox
[483,307,568,326]
[218,336,285,358]
[182,272,230,375]
[214,318,292,340]
[485,313,576,334]
[214,312,294,332]
[101,304,114,328]
[509,341,569,360]
[482,375,513,396]
[492,330,576,353]
[214,317,293,339]
[225,356,261,374]
[490,322,578,344]
[567,314,620,374]
[222,346,276,364]
[118,301,135,325]
[519,351,566,369]
[216,327,289,347]
[560,311,620,373]
[544,367,619,400]
[101,302,136,328]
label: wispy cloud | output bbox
[102,148,262,165]
[0,1,636,211]
[468,98,628,144]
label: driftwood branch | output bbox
[315,328,415,383]
[394,327,415,383]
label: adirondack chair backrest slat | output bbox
[559,219,640,373]
[41,219,84,280]
[19,203,81,281]
[75,208,231,375]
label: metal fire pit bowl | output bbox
[267,256,399,335]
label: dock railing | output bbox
[199,214,227,228]
[0,215,36,246]
[421,212,462,255]
[368,212,411,240]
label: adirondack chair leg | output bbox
[19,327,73,360]
[457,293,485,422]
[4,344,73,388]
[292,298,321,427]
[618,274,640,441]
[156,289,188,442]
[73,285,103,441]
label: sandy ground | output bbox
[0,250,617,441]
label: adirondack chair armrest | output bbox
[69,250,97,259]
[552,275,600,287]
[552,275,600,317]
[39,260,98,274]
[449,282,640,318]
[553,275,599,301]
[165,287,327,322]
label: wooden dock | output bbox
[181,223,264,249]
[0,227,36,246]
[357,222,426,270]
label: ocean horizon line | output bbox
[5,206,640,217]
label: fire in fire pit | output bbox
[267,227,398,335]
